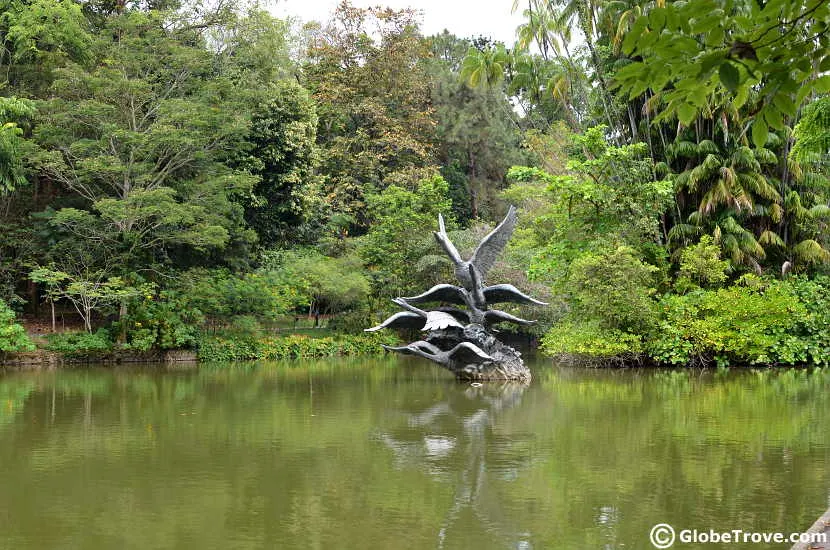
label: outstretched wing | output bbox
[383,340,442,356]
[483,309,536,326]
[433,213,463,265]
[483,284,548,306]
[423,311,465,331]
[383,341,448,366]
[446,342,493,364]
[402,284,467,305]
[365,312,425,332]
[470,205,517,278]
[436,307,470,323]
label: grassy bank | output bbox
[1,305,399,365]
[195,332,400,362]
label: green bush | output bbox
[261,249,371,316]
[114,290,201,351]
[674,235,729,293]
[541,320,643,360]
[171,268,305,321]
[542,275,830,367]
[0,299,34,353]
[228,315,265,338]
[566,245,660,333]
[785,275,830,365]
[197,332,399,362]
[647,279,811,367]
[45,329,113,356]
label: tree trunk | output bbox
[84,305,93,333]
[28,281,38,316]
[627,104,639,142]
[118,300,127,343]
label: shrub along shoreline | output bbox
[3,274,830,369]
[543,274,830,369]
[195,332,400,362]
[0,330,400,366]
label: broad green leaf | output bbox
[814,75,830,93]
[629,79,650,99]
[772,94,796,118]
[665,5,680,30]
[690,87,707,107]
[699,51,726,77]
[638,29,659,50]
[763,107,783,131]
[718,62,739,91]
[706,26,724,47]
[677,103,696,125]
[648,7,667,31]
[751,117,768,148]
[652,68,671,91]
[622,16,648,55]
[796,81,813,105]
[732,86,749,109]
[691,14,719,34]
[796,58,812,74]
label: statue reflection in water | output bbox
[377,380,534,549]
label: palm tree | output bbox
[669,210,765,273]
[671,137,780,211]
[667,135,784,271]
[668,127,830,274]
[460,45,509,88]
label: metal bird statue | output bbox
[434,205,517,292]
[366,206,546,382]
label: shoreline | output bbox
[0,348,198,369]
[3,347,828,370]
[791,507,830,550]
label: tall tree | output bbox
[304,1,438,231]
[242,81,320,248]
[428,32,526,223]
[30,9,259,273]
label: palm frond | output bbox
[753,147,777,165]
[792,239,830,264]
[758,230,784,247]
[702,153,722,173]
[667,223,701,245]
[808,204,830,219]
[769,202,784,223]
[688,210,704,225]
[669,140,697,159]
[697,139,719,155]
[731,146,760,172]
[739,173,780,202]
[699,179,733,214]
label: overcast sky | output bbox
[272,0,523,45]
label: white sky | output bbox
[273,0,523,45]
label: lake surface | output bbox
[0,358,828,549]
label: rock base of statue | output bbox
[386,324,532,382]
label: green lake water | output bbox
[0,358,828,549]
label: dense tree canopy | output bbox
[0,0,829,366]
[304,2,438,230]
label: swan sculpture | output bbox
[366,206,546,382]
